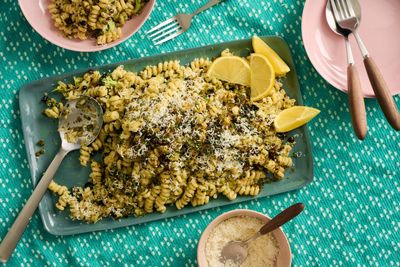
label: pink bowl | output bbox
[19,0,155,52]
[197,209,291,267]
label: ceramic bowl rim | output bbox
[18,0,156,52]
[197,209,292,267]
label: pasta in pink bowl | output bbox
[19,0,155,52]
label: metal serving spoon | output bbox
[220,203,304,265]
[326,0,367,140]
[0,96,103,263]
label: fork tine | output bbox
[146,17,177,34]
[154,30,184,45]
[329,0,343,21]
[148,21,180,38]
[338,0,349,17]
[344,0,356,17]
[152,25,182,42]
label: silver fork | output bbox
[147,0,223,45]
[330,0,400,130]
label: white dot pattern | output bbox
[0,0,399,266]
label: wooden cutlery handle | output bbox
[363,56,400,130]
[259,203,304,235]
[347,64,367,140]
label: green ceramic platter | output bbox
[19,36,313,235]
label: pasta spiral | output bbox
[44,52,296,223]
[48,0,148,44]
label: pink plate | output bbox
[19,0,155,52]
[197,209,291,267]
[302,0,400,98]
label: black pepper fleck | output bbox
[84,181,94,188]
[41,93,49,103]
[37,139,45,146]
[64,17,73,25]
[35,148,45,158]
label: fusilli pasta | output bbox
[48,0,148,45]
[45,53,296,223]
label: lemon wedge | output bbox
[274,106,320,132]
[252,36,290,76]
[250,53,275,101]
[207,56,251,86]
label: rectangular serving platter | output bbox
[19,36,313,235]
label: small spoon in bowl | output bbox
[220,203,304,265]
[0,96,103,263]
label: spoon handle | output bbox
[0,148,68,263]
[259,203,304,235]
[348,63,367,139]
[344,36,367,140]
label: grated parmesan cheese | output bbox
[205,216,280,267]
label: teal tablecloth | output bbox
[1,0,399,266]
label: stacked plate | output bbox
[302,0,400,97]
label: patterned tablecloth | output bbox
[0,0,399,266]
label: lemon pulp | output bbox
[207,56,251,86]
[252,35,290,76]
[250,53,275,101]
[274,106,320,132]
